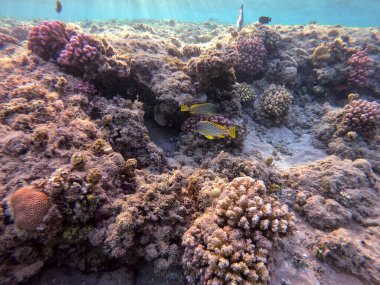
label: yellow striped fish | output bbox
[180,103,218,115]
[195,121,236,140]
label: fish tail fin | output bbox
[180,104,189,112]
[228,126,236,139]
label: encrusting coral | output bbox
[182,177,295,285]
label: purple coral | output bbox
[236,37,267,76]
[58,34,98,67]
[343,99,380,134]
[347,50,373,88]
[27,21,75,60]
[74,81,97,95]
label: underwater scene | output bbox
[0,0,380,285]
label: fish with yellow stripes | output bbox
[180,103,218,115]
[195,121,236,140]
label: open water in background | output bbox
[0,0,380,27]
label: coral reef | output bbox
[182,177,294,285]
[1,17,380,285]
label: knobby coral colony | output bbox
[0,17,380,285]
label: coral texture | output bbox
[347,50,373,88]
[258,84,293,124]
[235,37,267,77]
[27,21,76,60]
[235,83,256,103]
[284,156,379,230]
[57,33,98,66]
[10,186,50,231]
[342,99,380,134]
[182,177,294,285]
[188,47,237,90]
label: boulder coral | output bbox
[10,186,50,231]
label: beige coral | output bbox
[182,176,294,285]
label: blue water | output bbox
[1,0,380,27]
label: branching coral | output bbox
[342,99,380,135]
[234,83,256,103]
[27,21,76,60]
[347,50,373,88]
[57,34,98,66]
[182,177,294,285]
[89,170,195,274]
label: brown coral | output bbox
[10,186,50,231]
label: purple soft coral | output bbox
[27,21,75,60]
[58,34,98,67]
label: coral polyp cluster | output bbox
[182,177,294,285]
[258,84,293,124]
[58,33,98,66]
[343,99,380,134]
[27,21,75,60]
[347,50,373,88]
[235,37,267,77]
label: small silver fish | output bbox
[195,121,236,140]
[236,4,244,32]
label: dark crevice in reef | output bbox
[92,74,156,105]
[145,118,179,155]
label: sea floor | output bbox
[0,18,379,285]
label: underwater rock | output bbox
[313,227,380,285]
[283,155,379,226]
